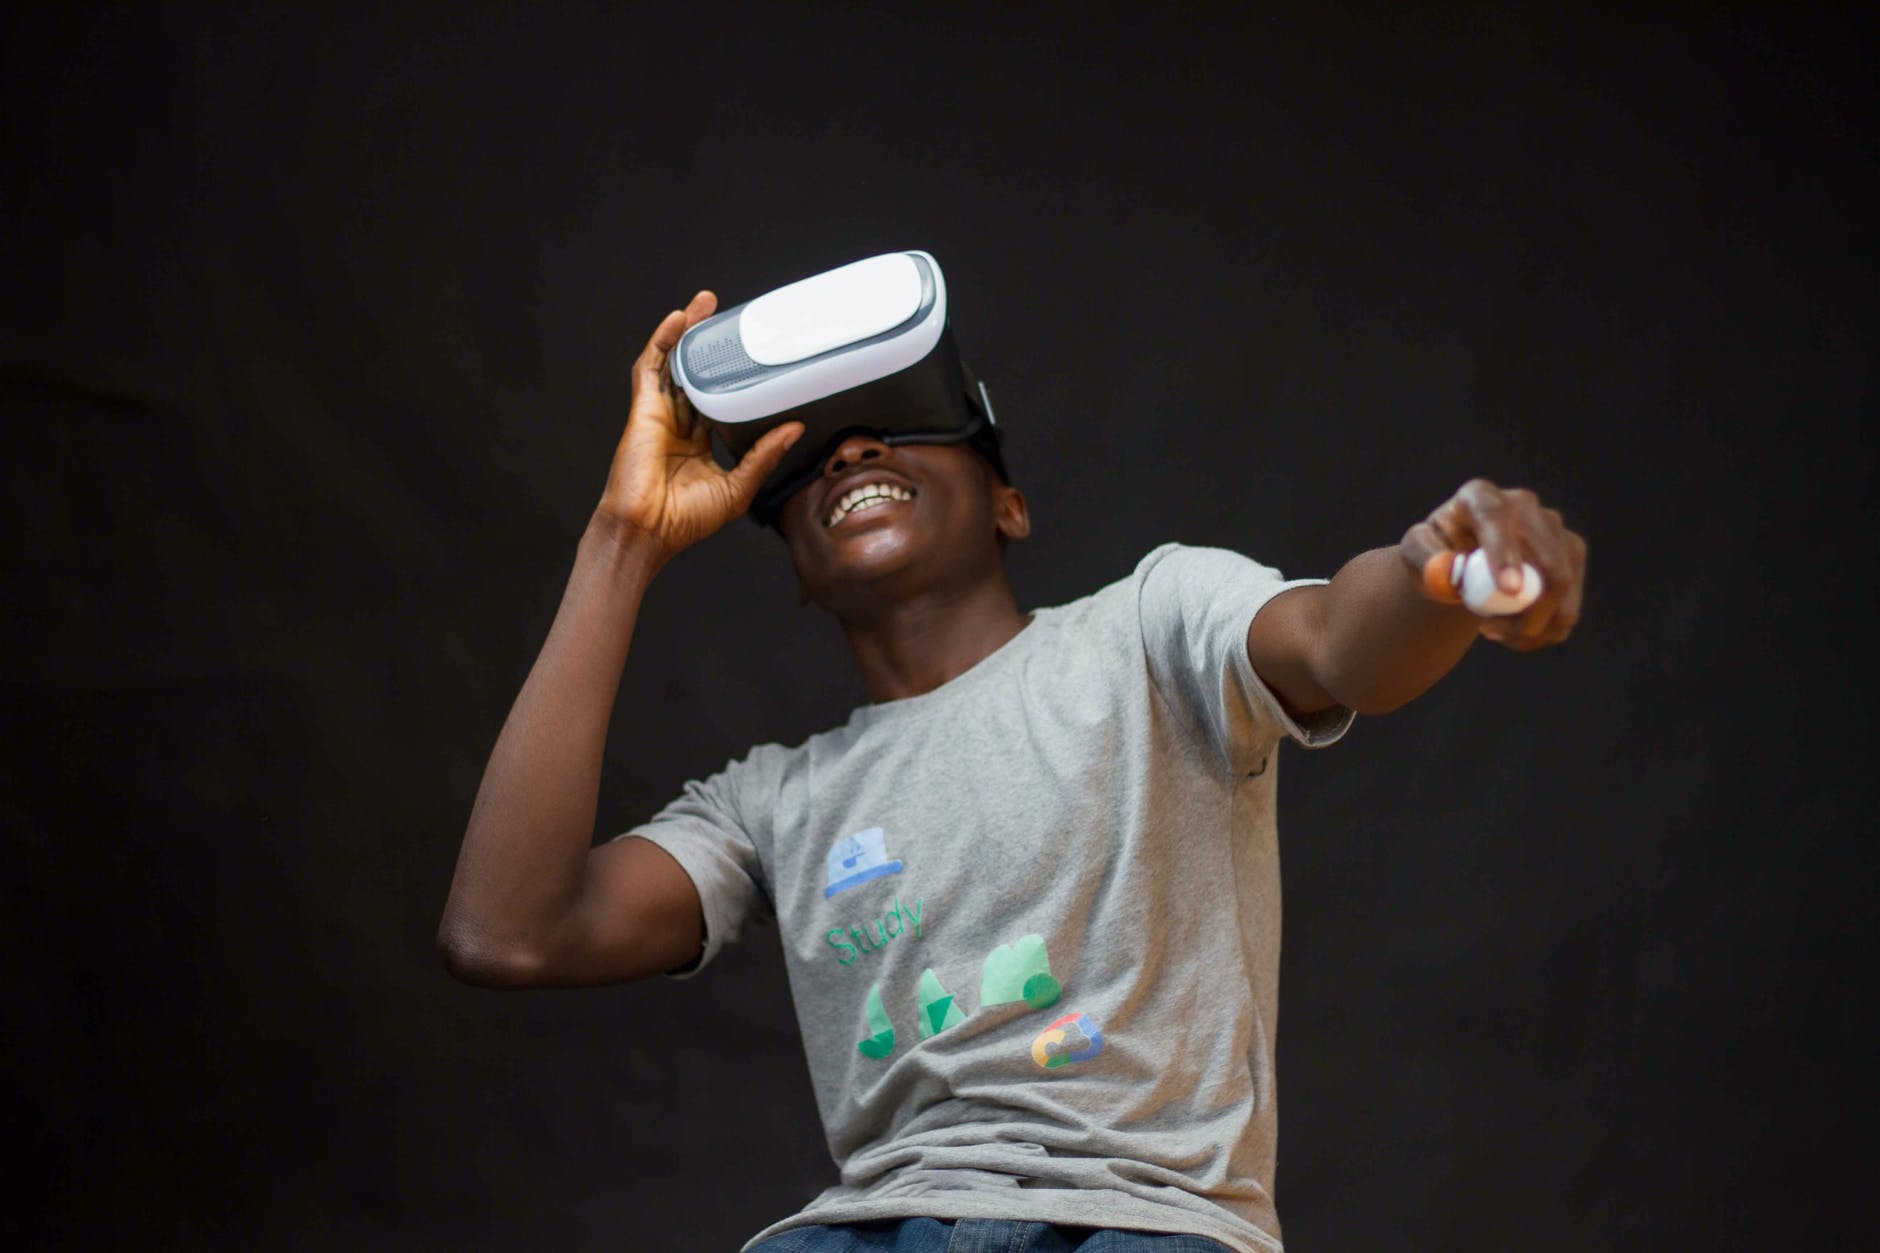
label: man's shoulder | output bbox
[1046,543,1275,616]
[719,699,886,779]
[687,732,816,806]
[1034,543,1189,611]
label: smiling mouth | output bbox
[825,482,916,529]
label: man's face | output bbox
[775,431,1028,615]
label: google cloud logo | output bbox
[1030,1012,1105,1069]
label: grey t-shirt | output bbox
[627,543,1352,1253]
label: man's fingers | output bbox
[671,376,704,442]
[1493,552,1584,649]
[723,421,806,508]
[1411,476,1585,650]
[646,306,689,359]
[1500,493,1559,598]
[1493,618,1574,651]
[1457,479,1533,593]
[1424,495,1480,555]
[1479,561,1579,645]
[622,294,722,444]
[634,292,715,394]
[632,308,688,398]
[1505,500,1581,641]
[682,289,717,330]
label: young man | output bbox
[439,290,1587,1253]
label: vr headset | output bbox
[669,249,1007,527]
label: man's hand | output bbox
[597,290,804,562]
[1399,478,1587,650]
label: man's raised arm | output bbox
[1248,479,1587,719]
[436,290,802,988]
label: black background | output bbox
[3,5,1873,1250]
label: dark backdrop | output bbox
[3,5,1872,1250]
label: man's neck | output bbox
[839,572,1031,705]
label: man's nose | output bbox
[823,431,891,477]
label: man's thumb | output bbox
[726,422,806,506]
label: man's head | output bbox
[667,248,1028,616]
[775,428,1029,621]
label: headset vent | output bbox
[680,317,767,389]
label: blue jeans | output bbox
[747,1217,1236,1252]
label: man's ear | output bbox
[994,483,1031,542]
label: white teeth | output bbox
[825,482,914,528]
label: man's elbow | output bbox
[436,920,549,989]
[1314,659,1423,719]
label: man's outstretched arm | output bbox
[1248,479,1587,718]
[437,291,802,988]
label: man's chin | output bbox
[799,522,931,605]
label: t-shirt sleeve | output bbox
[615,754,775,980]
[1137,542,1354,772]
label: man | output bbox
[438,289,1587,1252]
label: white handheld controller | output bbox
[1451,549,1543,616]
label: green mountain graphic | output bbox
[980,934,1062,1009]
[915,968,966,1038]
[856,984,895,1059]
